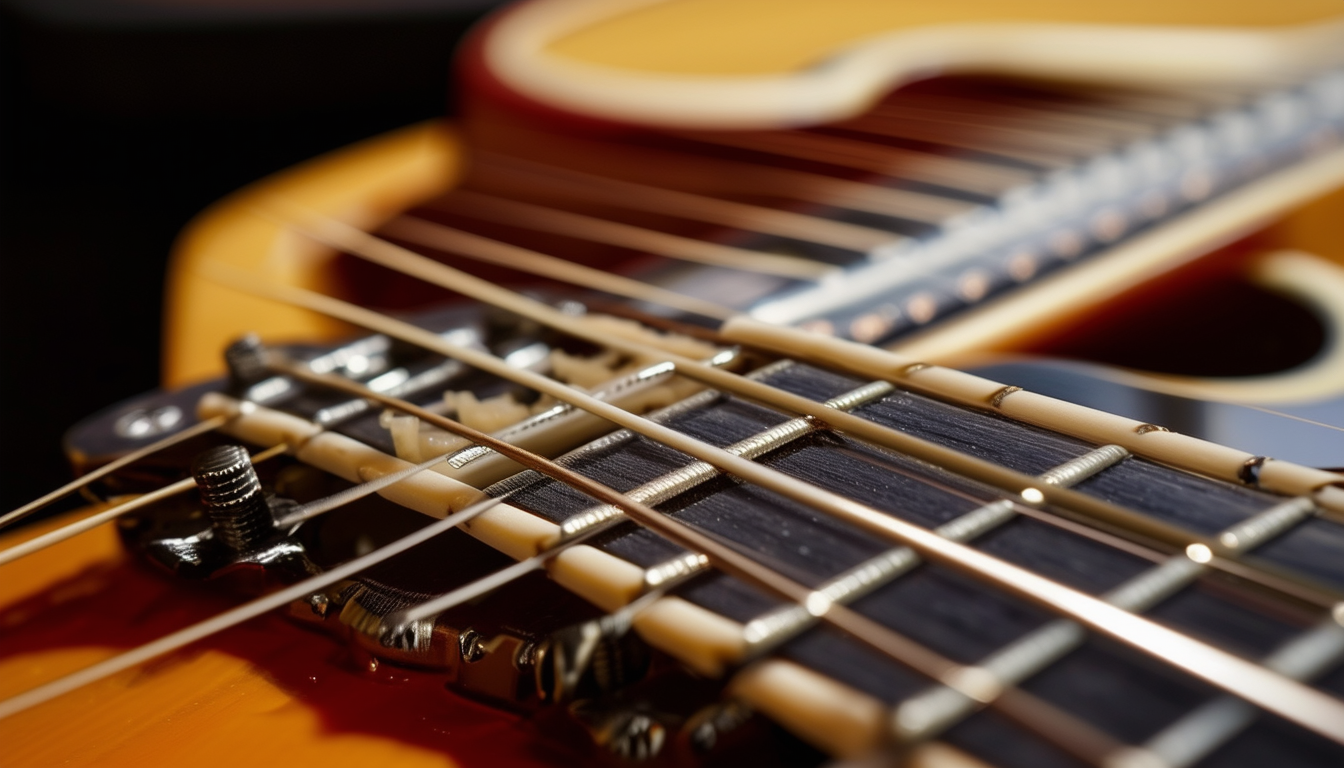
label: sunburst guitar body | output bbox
[5,2,1344,767]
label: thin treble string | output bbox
[0,492,512,722]
[966,357,1344,439]
[0,415,229,531]
[470,152,900,252]
[826,444,1170,566]
[679,130,1034,198]
[377,213,1344,455]
[0,444,287,568]
[263,352,1135,766]
[273,208,1344,617]
[472,141,975,224]
[277,449,480,526]
[420,190,837,280]
[202,261,1344,745]
[379,216,737,321]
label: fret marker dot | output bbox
[805,593,833,617]
[1186,543,1214,564]
[1020,487,1045,504]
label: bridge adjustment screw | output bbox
[192,444,274,551]
[224,334,268,391]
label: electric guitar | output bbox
[5,2,1344,766]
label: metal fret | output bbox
[893,496,1321,742]
[749,67,1344,337]
[1143,620,1344,767]
[740,444,1131,655]
[552,377,896,546]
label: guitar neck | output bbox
[8,4,1344,765]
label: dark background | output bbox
[0,0,505,514]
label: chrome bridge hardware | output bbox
[121,443,317,584]
[116,437,659,710]
[542,681,820,765]
[293,566,652,709]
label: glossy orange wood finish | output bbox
[7,2,1344,765]
[0,508,574,766]
[163,121,462,389]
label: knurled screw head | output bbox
[192,444,273,551]
[225,334,268,391]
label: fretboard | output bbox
[129,308,1344,768]
[369,67,1344,348]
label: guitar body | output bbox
[6,1,1344,766]
[0,510,557,768]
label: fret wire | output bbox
[419,191,837,281]
[716,320,1344,608]
[378,216,737,321]
[1142,619,1344,767]
[682,131,1036,198]
[205,261,1344,744]
[474,153,900,252]
[546,378,894,548]
[0,414,229,531]
[828,442,1171,566]
[0,493,512,721]
[894,496,1323,743]
[267,355,1133,766]
[275,214,1344,616]
[0,443,287,568]
[740,444,1134,657]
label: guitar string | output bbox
[471,153,901,252]
[0,414,229,531]
[201,258,1344,745]
[955,362,1344,438]
[0,78,1322,758]
[555,298,1344,445]
[0,363,1134,768]
[413,175,1344,467]
[419,190,838,280]
[0,347,1137,763]
[678,130,1037,197]
[5,74,1317,742]
[0,492,513,722]
[298,211,1344,616]
[0,443,287,568]
[378,216,737,321]
[375,209,1344,478]
[419,183,1344,456]
[894,495,1332,747]
[1139,620,1344,767]
[864,94,1162,145]
[346,317,1333,758]
[262,352,1142,766]
[832,113,1104,166]
[464,142,978,225]
[273,354,1161,610]
[305,203,1344,753]
[696,89,1123,167]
